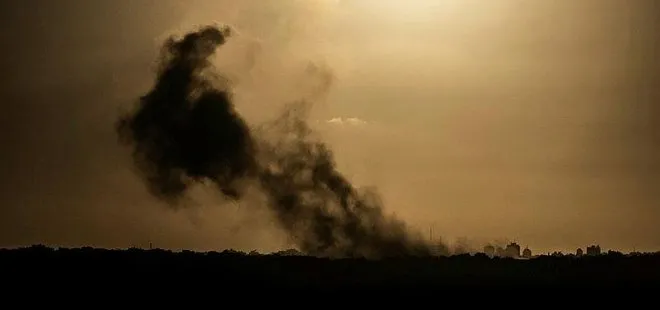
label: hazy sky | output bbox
[1,0,658,254]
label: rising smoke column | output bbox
[256,106,434,258]
[116,25,436,258]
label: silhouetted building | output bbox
[576,248,583,257]
[522,247,532,258]
[483,245,495,257]
[496,246,506,257]
[586,245,601,256]
[505,242,521,258]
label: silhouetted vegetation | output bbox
[2,245,658,288]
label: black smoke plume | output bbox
[116,25,436,258]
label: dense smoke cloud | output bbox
[116,25,436,258]
[116,26,256,205]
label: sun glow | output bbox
[369,0,462,19]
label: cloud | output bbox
[326,117,368,126]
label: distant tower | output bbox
[522,247,532,258]
[576,248,584,257]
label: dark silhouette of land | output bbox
[2,245,658,288]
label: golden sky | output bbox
[0,0,658,254]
